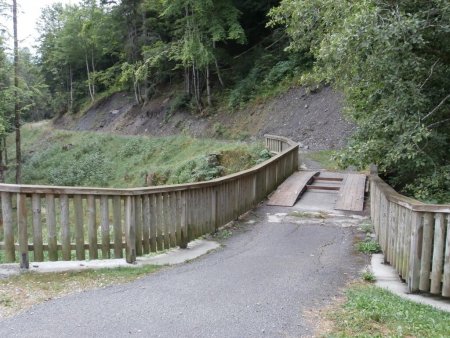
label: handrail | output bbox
[370,173,450,298]
[0,144,295,196]
[0,135,299,268]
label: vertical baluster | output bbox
[46,194,58,261]
[101,195,110,259]
[32,194,43,262]
[60,194,71,261]
[17,193,29,268]
[87,195,98,260]
[73,195,85,260]
[113,196,123,258]
[1,192,14,262]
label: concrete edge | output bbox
[371,253,450,313]
[0,239,221,277]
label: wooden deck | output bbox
[335,174,367,212]
[267,171,319,206]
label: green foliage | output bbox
[306,150,339,171]
[271,0,450,202]
[357,239,381,255]
[361,270,376,283]
[172,156,224,184]
[7,123,266,188]
[328,285,450,337]
[358,222,374,234]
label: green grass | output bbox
[357,239,382,254]
[327,284,450,337]
[0,265,160,318]
[305,150,339,170]
[5,122,268,188]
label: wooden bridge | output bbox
[0,134,449,299]
[267,170,366,212]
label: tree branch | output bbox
[422,93,450,121]
[427,118,450,129]
[419,59,438,89]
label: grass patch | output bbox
[305,150,339,170]
[0,265,160,318]
[213,229,233,240]
[357,239,382,254]
[358,222,374,234]
[361,270,376,283]
[327,284,450,337]
[4,122,268,188]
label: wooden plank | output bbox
[306,185,340,191]
[267,171,319,206]
[101,195,110,259]
[142,195,150,254]
[148,195,157,252]
[46,194,58,261]
[408,212,422,293]
[1,192,15,262]
[163,193,170,249]
[313,177,343,182]
[180,190,188,249]
[74,195,85,260]
[430,213,445,294]
[87,195,98,260]
[125,196,136,263]
[169,192,177,247]
[60,194,71,261]
[134,196,143,256]
[335,174,366,212]
[32,194,43,262]
[155,194,163,251]
[442,214,450,297]
[112,196,123,258]
[176,191,182,246]
[17,194,29,268]
[419,213,434,292]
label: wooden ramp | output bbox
[267,171,319,206]
[335,174,366,212]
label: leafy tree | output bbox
[270,0,450,202]
[161,0,246,109]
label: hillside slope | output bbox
[54,86,354,151]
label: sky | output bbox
[9,0,79,52]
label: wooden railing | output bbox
[0,135,298,267]
[370,172,450,298]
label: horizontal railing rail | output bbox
[370,172,450,298]
[0,135,299,268]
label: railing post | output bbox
[180,190,188,249]
[408,211,422,293]
[17,193,29,269]
[1,192,15,263]
[125,196,136,263]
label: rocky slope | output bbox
[54,85,355,151]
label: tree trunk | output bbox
[0,140,4,183]
[91,49,96,99]
[85,52,94,102]
[212,41,224,87]
[4,136,8,166]
[206,65,211,106]
[69,65,73,112]
[13,0,21,184]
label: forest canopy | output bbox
[0,0,449,202]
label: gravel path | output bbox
[0,206,365,338]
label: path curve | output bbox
[0,205,365,338]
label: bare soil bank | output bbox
[54,86,355,151]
